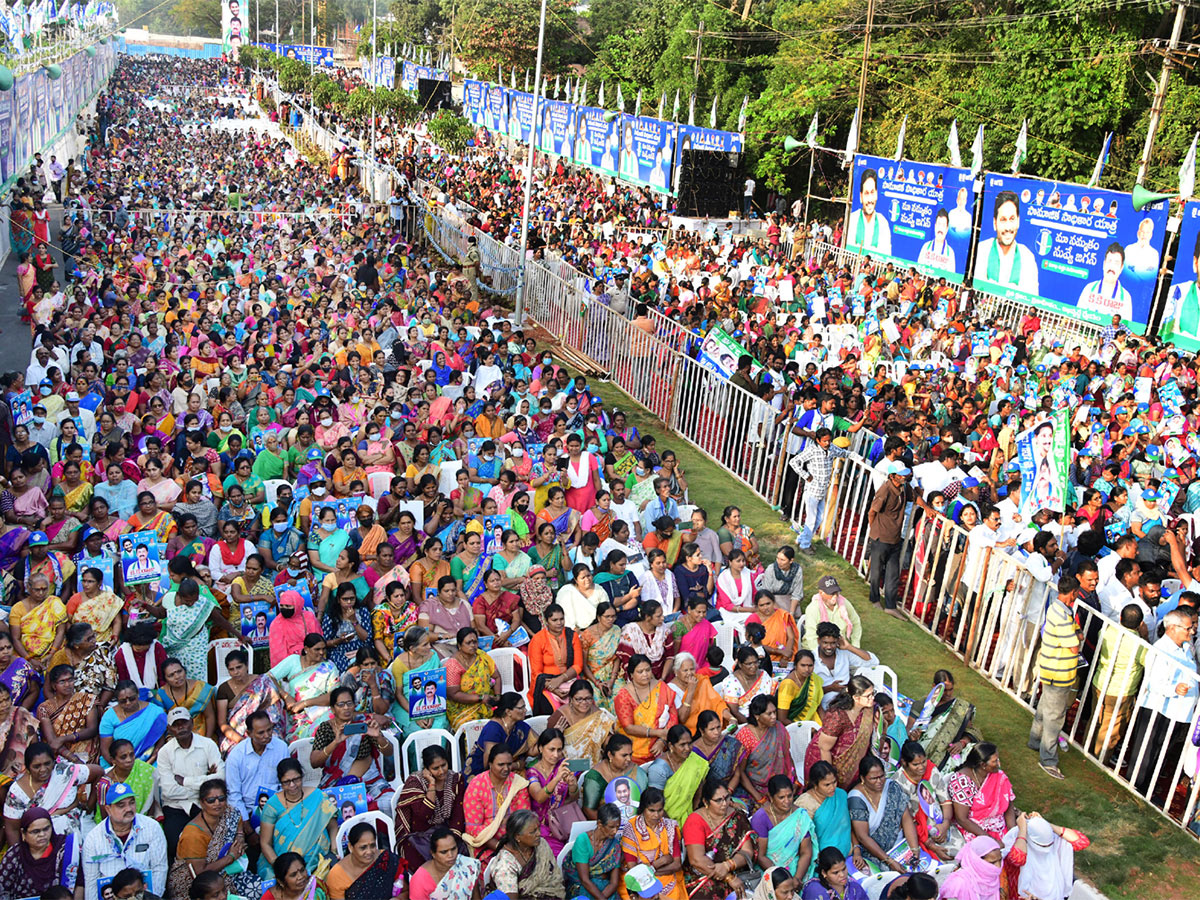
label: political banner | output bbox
[506,90,535,144]
[618,114,675,194]
[254,43,335,66]
[1159,201,1200,350]
[222,0,246,54]
[241,600,274,648]
[696,326,761,380]
[0,91,12,185]
[573,106,619,176]
[464,79,485,126]
[1016,409,1071,520]
[400,61,450,90]
[482,84,507,134]
[408,667,447,718]
[120,531,163,586]
[536,98,574,159]
[973,174,1167,331]
[11,390,31,426]
[362,56,395,88]
[845,154,975,284]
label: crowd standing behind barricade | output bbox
[14,50,1200,900]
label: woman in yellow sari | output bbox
[547,679,616,767]
[9,573,68,670]
[619,787,688,900]
[58,463,93,516]
[127,493,177,543]
[777,649,822,726]
[444,628,499,730]
[746,593,799,673]
[613,655,678,765]
[66,567,124,646]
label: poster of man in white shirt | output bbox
[847,167,892,256]
[1124,217,1160,275]
[974,189,1040,297]
[917,208,956,272]
[1076,242,1133,322]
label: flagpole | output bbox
[804,146,815,223]
[514,0,548,328]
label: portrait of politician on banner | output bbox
[1161,202,1200,350]
[846,165,893,256]
[1016,411,1070,520]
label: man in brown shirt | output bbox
[868,461,913,619]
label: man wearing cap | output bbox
[802,575,863,651]
[157,706,224,862]
[81,780,169,900]
[868,461,912,619]
[54,389,96,439]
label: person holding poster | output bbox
[1076,243,1133,322]
[976,190,1039,295]
[1018,417,1067,520]
[847,168,892,255]
[1160,229,1200,344]
[917,209,956,272]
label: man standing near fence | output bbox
[464,236,481,303]
[867,461,911,620]
[1030,574,1082,780]
[789,427,844,554]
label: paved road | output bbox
[0,202,64,378]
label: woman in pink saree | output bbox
[947,742,1017,841]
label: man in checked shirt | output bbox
[789,427,846,555]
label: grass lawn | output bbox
[577,367,1199,899]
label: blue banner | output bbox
[845,154,976,285]
[362,56,395,88]
[506,89,534,144]
[400,61,450,91]
[617,114,675,194]
[973,174,1167,330]
[1160,202,1200,350]
[675,124,743,156]
[464,79,484,126]
[536,98,574,158]
[573,106,618,177]
[254,43,335,66]
[481,84,507,133]
[0,91,12,186]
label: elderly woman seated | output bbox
[484,808,565,899]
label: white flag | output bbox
[616,83,625,112]
[947,119,961,169]
[598,81,605,108]
[524,70,530,92]
[553,74,560,98]
[1087,132,1113,188]
[657,92,665,120]
[805,111,818,149]
[688,93,695,126]
[737,95,748,133]
[894,114,907,161]
[634,88,642,118]
[1011,119,1028,175]
[1181,132,1198,201]
[843,109,859,165]
[709,94,718,128]
[970,124,984,179]
[671,89,680,122]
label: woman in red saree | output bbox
[946,742,1016,841]
[613,654,678,765]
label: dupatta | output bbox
[739,723,795,796]
[765,807,818,883]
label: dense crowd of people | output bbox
[6,48,1198,900]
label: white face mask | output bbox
[320,417,333,427]
[312,485,327,496]
[511,447,524,458]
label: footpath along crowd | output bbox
[9,50,1196,900]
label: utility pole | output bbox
[853,0,875,142]
[692,22,704,84]
[1137,0,1189,185]
[274,0,278,48]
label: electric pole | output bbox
[693,22,704,85]
[1137,0,1189,185]
[853,0,875,137]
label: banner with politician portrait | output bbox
[1016,409,1071,520]
[506,90,535,144]
[1160,201,1200,351]
[573,106,619,177]
[463,80,485,126]
[481,84,507,134]
[535,99,575,159]
[844,154,975,284]
[617,114,675,194]
[973,174,1167,331]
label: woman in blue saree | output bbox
[753,774,818,883]
[258,758,338,881]
[0,632,40,709]
[98,680,169,765]
[450,532,489,602]
[796,761,852,858]
[564,802,623,900]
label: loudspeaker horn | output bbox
[783,136,803,152]
[1132,183,1174,212]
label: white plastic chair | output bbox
[491,647,531,697]
[861,870,901,900]
[786,721,819,778]
[288,737,321,788]
[557,819,598,870]
[209,639,253,687]
[677,504,697,522]
[438,459,463,496]
[264,478,291,509]
[861,664,900,701]
[400,728,458,779]
[336,810,395,857]
[379,729,404,792]
[526,714,550,737]
[719,608,751,638]
[713,623,737,671]
[368,471,392,499]
[394,499,426,533]
[454,718,488,768]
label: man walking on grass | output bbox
[1029,574,1082,779]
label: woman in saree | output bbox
[484,808,565,900]
[616,600,676,686]
[469,692,535,776]
[747,592,800,672]
[308,504,351,575]
[736,695,797,807]
[907,669,979,770]
[4,466,48,529]
[152,657,216,737]
[508,490,537,549]
[2,742,103,844]
[893,740,962,862]
[777,649,823,726]
[673,595,717,667]
[407,537,451,606]
[688,708,743,805]
[946,742,1016,842]
[444,626,500,731]
[155,576,242,682]
[646,724,693,794]
[387,510,420,571]
[581,733,647,821]
[408,827,481,900]
[98,680,169,765]
[0,680,38,774]
[519,564,555,631]
[579,602,622,711]
[0,631,40,709]
[614,654,678,765]
[127,492,177,543]
[619,787,688,900]
[682,776,762,900]
[394,745,468,873]
[216,649,287,753]
[169,777,263,900]
[321,582,373,674]
[10,572,68,673]
[259,759,337,882]
[528,521,569,593]
[269,633,340,741]
[87,497,128,545]
[525,726,581,856]
[263,853,328,900]
[565,803,623,900]
[718,646,777,725]
[450,530,489,601]
[581,489,616,545]
[848,755,922,875]
[388,627,451,736]
[595,550,642,627]
[803,675,878,790]
[92,738,159,821]
[37,664,100,763]
[547,679,617,768]
[0,806,82,899]
[463,745,532,868]
[57,463,93,517]
[65,567,123,646]
[311,687,394,814]
[374,580,419,662]
[796,761,853,858]
[491,528,532,589]
[753,775,817,884]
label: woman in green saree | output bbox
[907,670,979,770]
[564,802,623,900]
[155,577,243,682]
[387,627,451,736]
[527,522,568,593]
[580,733,647,820]
[270,634,340,741]
[491,529,532,590]
[662,711,717,824]
[753,775,816,883]
[579,603,621,712]
[252,431,288,482]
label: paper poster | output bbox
[75,555,115,591]
[326,782,368,825]
[408,667,447,718]
[1016,409,1071,519]
[120,531,162,585]
[241,601,275,648]
[604,775,641,823]
[11,390,31,426]
[311,497,362,529]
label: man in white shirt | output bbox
[25,345,53,386]
[608,480,641,540]
[1097,534,1138,587]
[81,782,169,900]
[813,620,879,708]
[157,707,224,862]
[53,390,97,438]
[964,505,1015,592]
[911,450,962,500]
[1098,558,1141,621]
[871,437,908,490]
[1129,610,1198,794]
[974,190,1039,296]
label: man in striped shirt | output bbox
[1029,574,1083,780]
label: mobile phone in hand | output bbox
[343,722,368,735]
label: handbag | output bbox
[548,800,587,844]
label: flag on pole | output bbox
[970,124,984,179]
[671,89,680,122]
[598,81,605,108]
[553,74,560,98]
[843,109,859,165]
[510,69,516,89]
[1180,132,1198,201]
[688,93,695,126]
[497,63,502,84]
[353,22,361,32]
[1087,132,1113,188]
[737,95,748,133]
[805,111,819,149]
[524,70,530,91]
[580,79,587,105]
[947,119,961,169]
[616,83,625,112]
[709,94,719,128]
[1011,119,1028,175]
[894,114,907,161]
[657,92,665,120]
[634,88,642,118]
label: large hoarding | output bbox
[1160,202,1200,349]
[617,114,675,194]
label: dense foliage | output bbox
[426,109,477,152]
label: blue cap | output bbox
[1142,489,1160,501]
[306,447,323,460]
[1007,461,1020,473]
[963,477,981,488]
[1146,445,1161,457]
[28,531,48,546]
[106,781,135,805]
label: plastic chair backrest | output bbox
[209,639,252,688]
[335,810,395,857]
[367,471,392,499]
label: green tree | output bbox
[451,0,580,76]
[426,109,476,152]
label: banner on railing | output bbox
[573,106,618,176]
[536,98,574,159]
[507,89,534,144]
